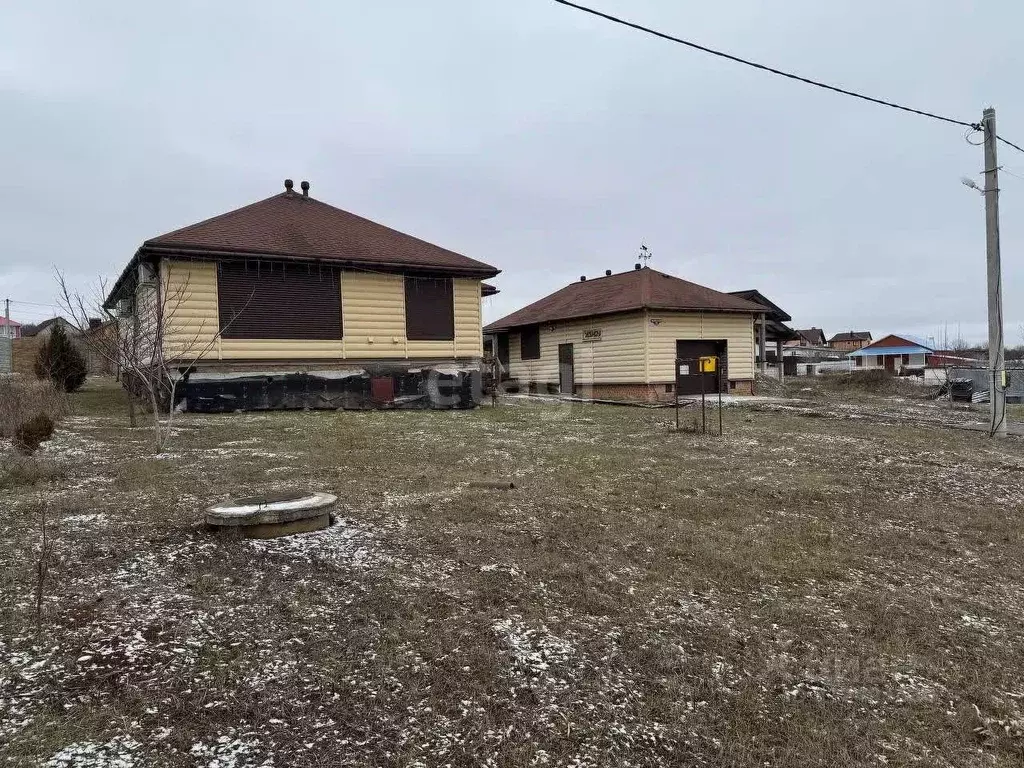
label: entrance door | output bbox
[884,354,895,372]
[675,340,727,395]
[558,343,574,395]
[496,333,510,370]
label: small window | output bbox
[665,383,674,393]
[520,325,540,360]
[901,354,910,365]
[855,356,863,367]
[405,277,454,341]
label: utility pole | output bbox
[4,298,9,338]
[982,107,1007,438]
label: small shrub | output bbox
[34,322,87,393]
[14,413,55,454]
[0,377,68,438]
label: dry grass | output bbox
[2,377,1024,766]
[0,376,68,439]
[806,369,933,398]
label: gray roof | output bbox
[829,331,872,342]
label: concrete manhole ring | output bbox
[206,490,337,538]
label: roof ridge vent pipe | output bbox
[301,180,310,197]
[284,178,294,192]
[634,263,641,270]
[605,269,612,276]
[580,275,587,282]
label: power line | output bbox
[997,135,1024,155]
[552,0,977,128]
[7,303,61,311]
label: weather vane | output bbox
[638,241,652,266]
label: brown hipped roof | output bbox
[106,183,499,306]
[145,187,498,275]
[484,267,764,332]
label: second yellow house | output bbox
[484,266,766,400]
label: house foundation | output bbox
[180,364,484,413]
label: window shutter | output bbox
[404,277,455,341]
[217,261,342,340]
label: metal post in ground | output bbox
[674,358,680,430]
[700,366,707,435]
[717,361,723,436]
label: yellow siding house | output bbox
[104,179,500,411]
[484,266,767,401]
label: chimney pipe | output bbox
[300,180,310,197]
[284,178,294,192]
[580,275,587,282]
[605,269,612,276]
[634,263,641,270]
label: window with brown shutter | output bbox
[404,277,454,340]
[217,260,342,340]
[520,325,540,360]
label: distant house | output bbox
[0,317,22,339]
[102,179,500,411]
[82,319,118,376]
[829,331,872,352]
[848,334,934,372]
[22,317,74,339]
[788,328,827,347]
[483,265,765,400]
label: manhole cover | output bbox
[206,491,337,539]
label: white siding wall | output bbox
[502,310,756,385]
[506,313,646,384]
[857,352,927,370]
[645,311,756,382]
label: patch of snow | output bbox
[45,736,141,767]
[247,517,378,568]
[492,615,572,677]
[63,513,106,526]
[189,734,273,767]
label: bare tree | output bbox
[56,266,249,453]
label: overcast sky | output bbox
[2,1,1021,344]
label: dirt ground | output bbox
[3,377,1024,767]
